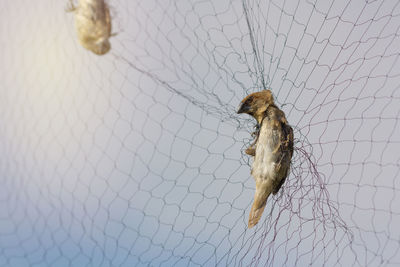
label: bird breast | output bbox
[251,118,280,182]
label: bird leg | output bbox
[245,124,260,157]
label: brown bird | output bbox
[238,90,293,228]
[67,0,112,55]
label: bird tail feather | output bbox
[248,181,273,228]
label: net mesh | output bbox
[1,0,400,266]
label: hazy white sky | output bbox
[1,0,400,266]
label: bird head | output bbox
[237,90,274,124]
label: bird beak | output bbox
[237,102,250,114]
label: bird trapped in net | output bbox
[238,90,294,228]
[67,0,112,55]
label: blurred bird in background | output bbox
[67,0,112,55]
[238,90,294,228]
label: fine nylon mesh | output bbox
[1,0,400,266]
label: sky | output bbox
[1,0,400,266]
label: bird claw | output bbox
[245,146,256,156]
[252,124,260,136]
[246,125,260,157]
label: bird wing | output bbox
[272,118,293,195]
